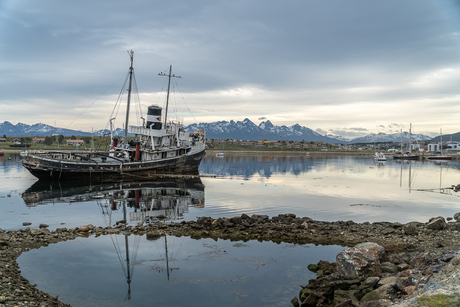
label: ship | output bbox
[22,51,206,182]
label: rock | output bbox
[403,285,416,295]
[454,212,460,222]
[374,283,398,299]
[362,276,380,288]
[359,299,392,307]
[39,224,49,229]
[354,242,385,257]
[360,290,382,303]
[308,263,319,272]
[426,216,446,230]
[406,237,418,247]
[380,262,399,274]
[301,291,323,306]
[23,222,32,226]
[30,229,42,235]
[336,243,383,279]
[79,226,89,232]
[397,263,410,271]
[423,280,445,292]
[0,296,5,303]
[290,296,299,307]
[402,223,418,235]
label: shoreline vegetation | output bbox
[2,214,460,306]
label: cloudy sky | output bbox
[2,0,460,138]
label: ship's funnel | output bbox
[146,105,162,130]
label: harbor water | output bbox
[1,151,460,306]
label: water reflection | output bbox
[200,154,317,178]
[22,179,205,224]
[18,233,344,307]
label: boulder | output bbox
[426,216,446,230]
[79,226,89,232]
[336,243,383,279]
[454,212,460,222]
[354,242,385,257]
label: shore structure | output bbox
[2,214,460,306]
[21,51,206,182]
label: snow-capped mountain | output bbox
[348,131,431,144]
[185,119,344,143]
[0,120,436,144]
[0,121,127,137]
[0,121,91,137]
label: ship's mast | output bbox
[124,50,134,144]
[158,65,181,126]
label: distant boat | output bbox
[428,129,452,160]
[427,154,452,161]
[393,152,419,160]
[19,149,28,157]
[393,125,419,160]
[215,152,224,157]
[9,143,31,148]
[373,152,386,161]
[0,152,4,156]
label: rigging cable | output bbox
[64,75,126,130]
[174,79,198,123]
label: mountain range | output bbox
[0,120,435,144]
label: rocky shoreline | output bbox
[1,214,460,306]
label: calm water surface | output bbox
[1,152,460,306]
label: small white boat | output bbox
[20,149,28,157]
[373,152,386,161]
[215,152,224,157]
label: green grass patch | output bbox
[417,294,460,307]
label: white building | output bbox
[427,144,440,152]
[446,142,460,152]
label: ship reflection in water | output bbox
[22,178,205,224]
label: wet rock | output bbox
[454,212,460,222]
[39,223,49,229]
[426,216,446,230]
[290,296,299,307]
[23,222,32,226]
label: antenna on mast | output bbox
[158,65,181,126]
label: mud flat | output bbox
[1,214,460,306]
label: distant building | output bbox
[0,137,6,143]
[427,143,440,152]
[66,139,84,146]
[446,142,460,152]
[32,137,45,143]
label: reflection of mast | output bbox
[408,161,411,193]
[165,236,170,280]
[123,199,132,300]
